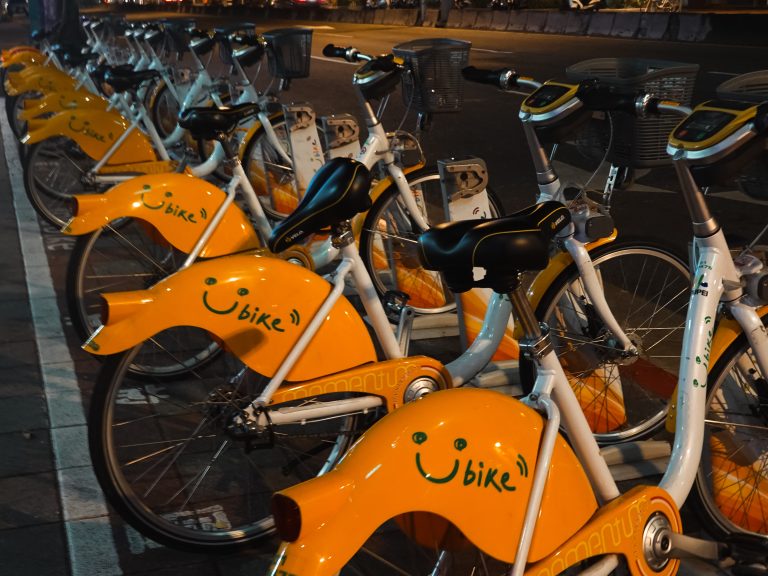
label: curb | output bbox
[611,12,639,37]
[586,12,615,36]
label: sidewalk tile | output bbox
[0,471,61,529]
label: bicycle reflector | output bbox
[272,493,302,542]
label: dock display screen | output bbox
[673,110,737,143]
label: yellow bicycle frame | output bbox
[62,173,262,255]
[84,253,377,382]
[23,108,157,165]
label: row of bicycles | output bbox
[3,12,768,575]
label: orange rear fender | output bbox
[270,388,597,576]
[63,174,261,257]
[2,46,44,65]
[84,254,376,381]
[20,90,107,121]
[23,109,156,165]
[6,66,75,95]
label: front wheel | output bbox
[520,241,690,444]
[242,114,326,222]
[24,136,102,228]
[89,341,366,552]
[358,169,504,314]
[693,311,768,541]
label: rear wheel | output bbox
[67,220,220,380]
[24,136,103,228]
[6,90,39,139]
[147,80,180,141]
[89,343,366,551]
[693,312,768,541]
[341,517,510,575]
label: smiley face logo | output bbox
[141,187,172,210]
[413,432,524,493]
[202,276,250,315]
[413,432,467,484]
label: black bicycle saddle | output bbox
[178,103,260,140]
[419,200,571,293]
[268,158,372,253]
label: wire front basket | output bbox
[716,71,768,200]
[263,28,313,80]
[393,38,471,114]
[566,58,699,168]
[716,70,768,103]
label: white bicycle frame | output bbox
[80,34,301,184]
[240,234,511,426]
[518,85,639,355]
[508,119,768,576]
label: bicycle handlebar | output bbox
[462,66,515,88]
[575,80,639,114]
[575,79,692,118]
[322,44,372,63]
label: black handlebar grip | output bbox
[576,80,639,115]
[323,44,348,59]
[645,96,661,116]
[462,66,516,89]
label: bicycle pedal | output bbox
[713,534,768,576]
[725,533,768,560]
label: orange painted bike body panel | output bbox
[271,356,452,412]
[269,388,597,575]
[24,109,156,164]
[84,254,377,382]
[20,90,108,120]
[63,173,261,257]
[5,66,75,95]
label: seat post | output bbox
[508,282,542,341]
[509,281,555,372]
[217,135,238,162]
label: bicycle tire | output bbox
[242,113,305,221]
[519,240,690,444]
[693,311,768,541]
[88,343,366,552]
[358,168,504,315]
[6,91,35,139]
[66,219,225,380]
[23,136,103,229]
[339,518,511,575]
[147,79,179,142]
